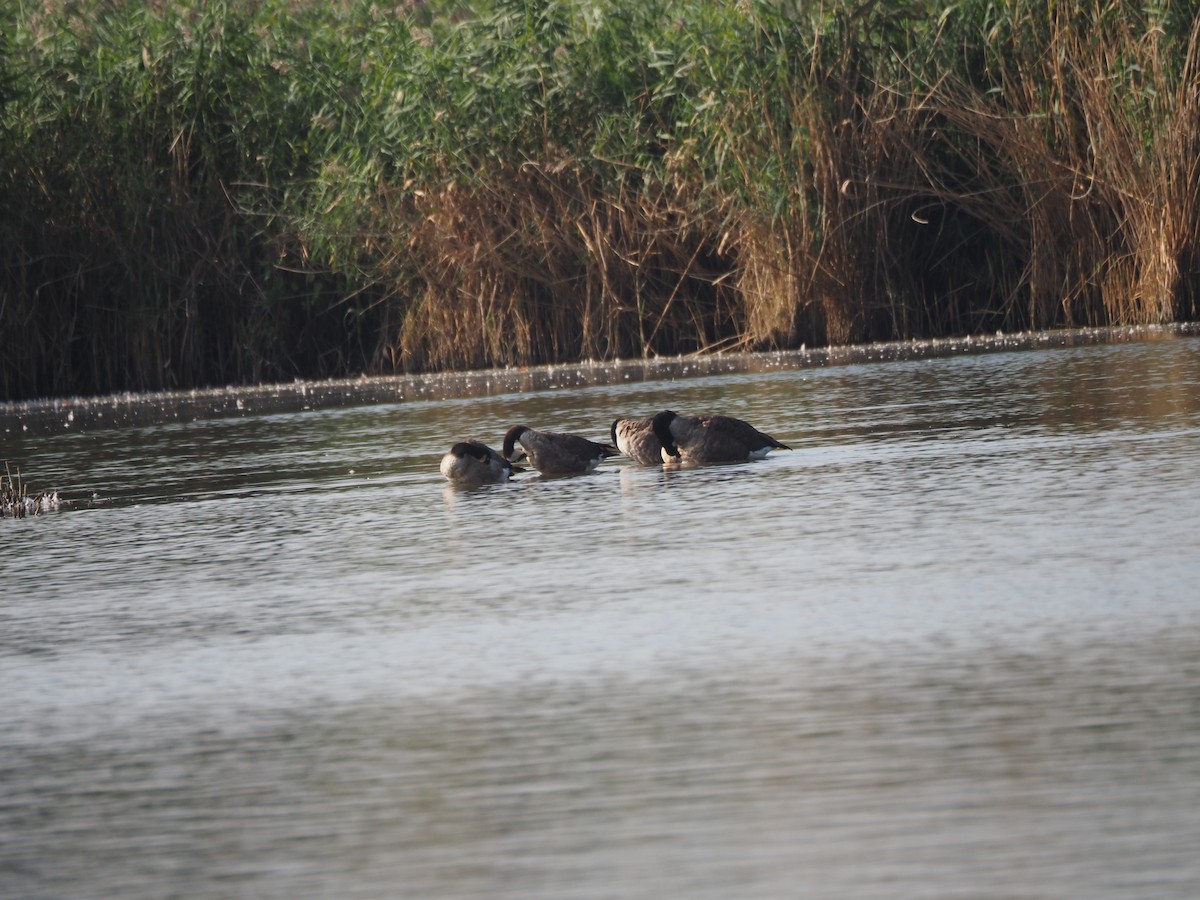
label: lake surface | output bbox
[3,327,1200,899]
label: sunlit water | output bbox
[3,329,1200,899]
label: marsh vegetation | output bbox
[2,0,1198,400]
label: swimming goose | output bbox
[651,409,790,463]
[611,417,666,465]
[440,440,522,486]
[503,425,618,476]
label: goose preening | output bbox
[503,424,618,476]
[610,417,666,465]
[440,440,522,486]
[651,409,790,463]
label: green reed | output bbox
[2,0,1197,400]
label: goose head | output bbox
[502,425,530,462]
[449,441,491,464]
[651,410,682,459]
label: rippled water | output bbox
[4,329,1200,899]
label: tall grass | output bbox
[1,0,1197,401]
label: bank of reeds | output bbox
[2,0,1197,401]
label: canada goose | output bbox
[651,409,790,463]
[440,440,521,486]
[503,424,618,476]
[611,417,666,465]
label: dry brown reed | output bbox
[2,462,60,518]
[895,4,1200,331]
[377,165,750,372]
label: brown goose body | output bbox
[610,417,666,465]
[652,410,790,463]
[440,440,521,486]
[503,425,618,476]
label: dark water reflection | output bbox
[3,328,1200,899]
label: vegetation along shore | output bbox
[2,0,1198,402]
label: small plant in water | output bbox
[2,463,61,518]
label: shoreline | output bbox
[4,323,1197,434]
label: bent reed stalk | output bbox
[2,0,1197,401]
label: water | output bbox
[3,329,1200,899]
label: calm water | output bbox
[3,330,1200,899]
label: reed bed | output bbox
[2,0,1197,401]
